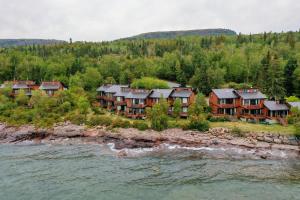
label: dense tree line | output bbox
[1,31,300,99]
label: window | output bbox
[117,106,121,111]
[117,97,121,102]
[182,98,188,104]
[243,99,250,105]
[182,107,188,113]
[140,99,145,105]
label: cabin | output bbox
[96,85,129,110]
[170,88,195,117]
[2,80,38,96]
[39,81,65,96]
[287,102,300,110]
[209,88,238,116]
[263,101,289,125]
[113,87,130,114]
[124,89,152,119]
[234,89,267,120]
[148,89,174,106]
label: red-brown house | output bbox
[39,81,65,96]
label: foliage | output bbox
[87,115,112,126]
[111,118,131,128]
[132,121,149,131]
[147,98,169,131]
[188,114,210,131]
[188,93,208,116]
[231,126,245,137]
[15,90,29,106]
[173,98,181,120]
[286,96,300,102]
[131,77,170,89]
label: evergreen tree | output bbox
[284,57,298,96]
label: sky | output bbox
[0,0,299,41]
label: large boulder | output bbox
[53,124,85,137]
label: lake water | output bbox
[0,143,299,200]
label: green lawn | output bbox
[210,121,295,135]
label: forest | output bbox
[0,31,300,131]
[0,31,299,99]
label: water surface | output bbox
[0,144,299,200]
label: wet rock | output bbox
[117,150,127,157]
[53,124,85,137]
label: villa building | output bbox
[39,81,65,96]
[96,84,196,119]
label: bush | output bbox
[112,118,131,128]
[88,115,112,126]
[65,112,87,125]
[231,126,245,137]
[208,116,231,122]
[132,121,149,131]
[295,122,300,140]
[188,115,210,131]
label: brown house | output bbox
[209,88,238,116]
[1,80,39,96]
[169,87,195,117]
[124,89,152,119]
[39,81,65,96]
[234,89,267,120]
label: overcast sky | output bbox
[0,0,299,41]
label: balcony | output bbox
[128,104,147,109]
[239,113,265,119]
[96,95,114,101]
[217,104,236,109]
[115,101,127,106]
[241,104,263,110]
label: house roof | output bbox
[125,90,151,99]
[264,101,289,111]
[96,85,111,92]
[39,82,63,90]
[235,89,267,99]
[106,85,128,93]
[166,81,181,88]
[288,102,300,109]
[149,89,174,99]
[212,88,238,99]
[171,90,193,98]
[12,83,29,89]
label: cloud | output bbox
[0,0,299,41]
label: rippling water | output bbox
[0,144,300,200]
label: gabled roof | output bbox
[13,83,29,89]
[166,81,181,88]
[96,85,111,92]
[212,88,238,99]
[149,89,174,99]
[125,90,151,99]
[39,82,63,90]
[288,102,300,109]
[106,85,128,93]
[264,101,289,111]
[235,89,267,100]
[171,90,193,98]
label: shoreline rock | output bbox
[0,122,299,159]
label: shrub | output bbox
[112,118,131,128]
[188,115,210,131]
[88,115,112,126]
[132,121,149,131]
[131,77,170,89]
[208,116,230,122]
[295,122,300,140]
[231,126,245,137]
[65,112,87,125]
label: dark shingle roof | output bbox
[149,89,173,98]
[212,88,238,99]
[264,101,289,111]
[96,85,128,94]
[235,89,267,99]
[125,90,151,99]
[13,83,29,89]
[39,82,62,90]
[288,102,300,109]
[171,90,193,98]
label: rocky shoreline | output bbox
[0,122,299,159]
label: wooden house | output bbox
[39,81,65,96]
[209,88,238,116]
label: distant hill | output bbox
[0,39,66,47]
[122,29,237,40]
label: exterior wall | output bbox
[209,92,238,116]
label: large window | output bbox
[182,107,188,113]
[182,98,188,104]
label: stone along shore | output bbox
[0,122,299,159]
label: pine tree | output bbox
[284,57,298,96]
